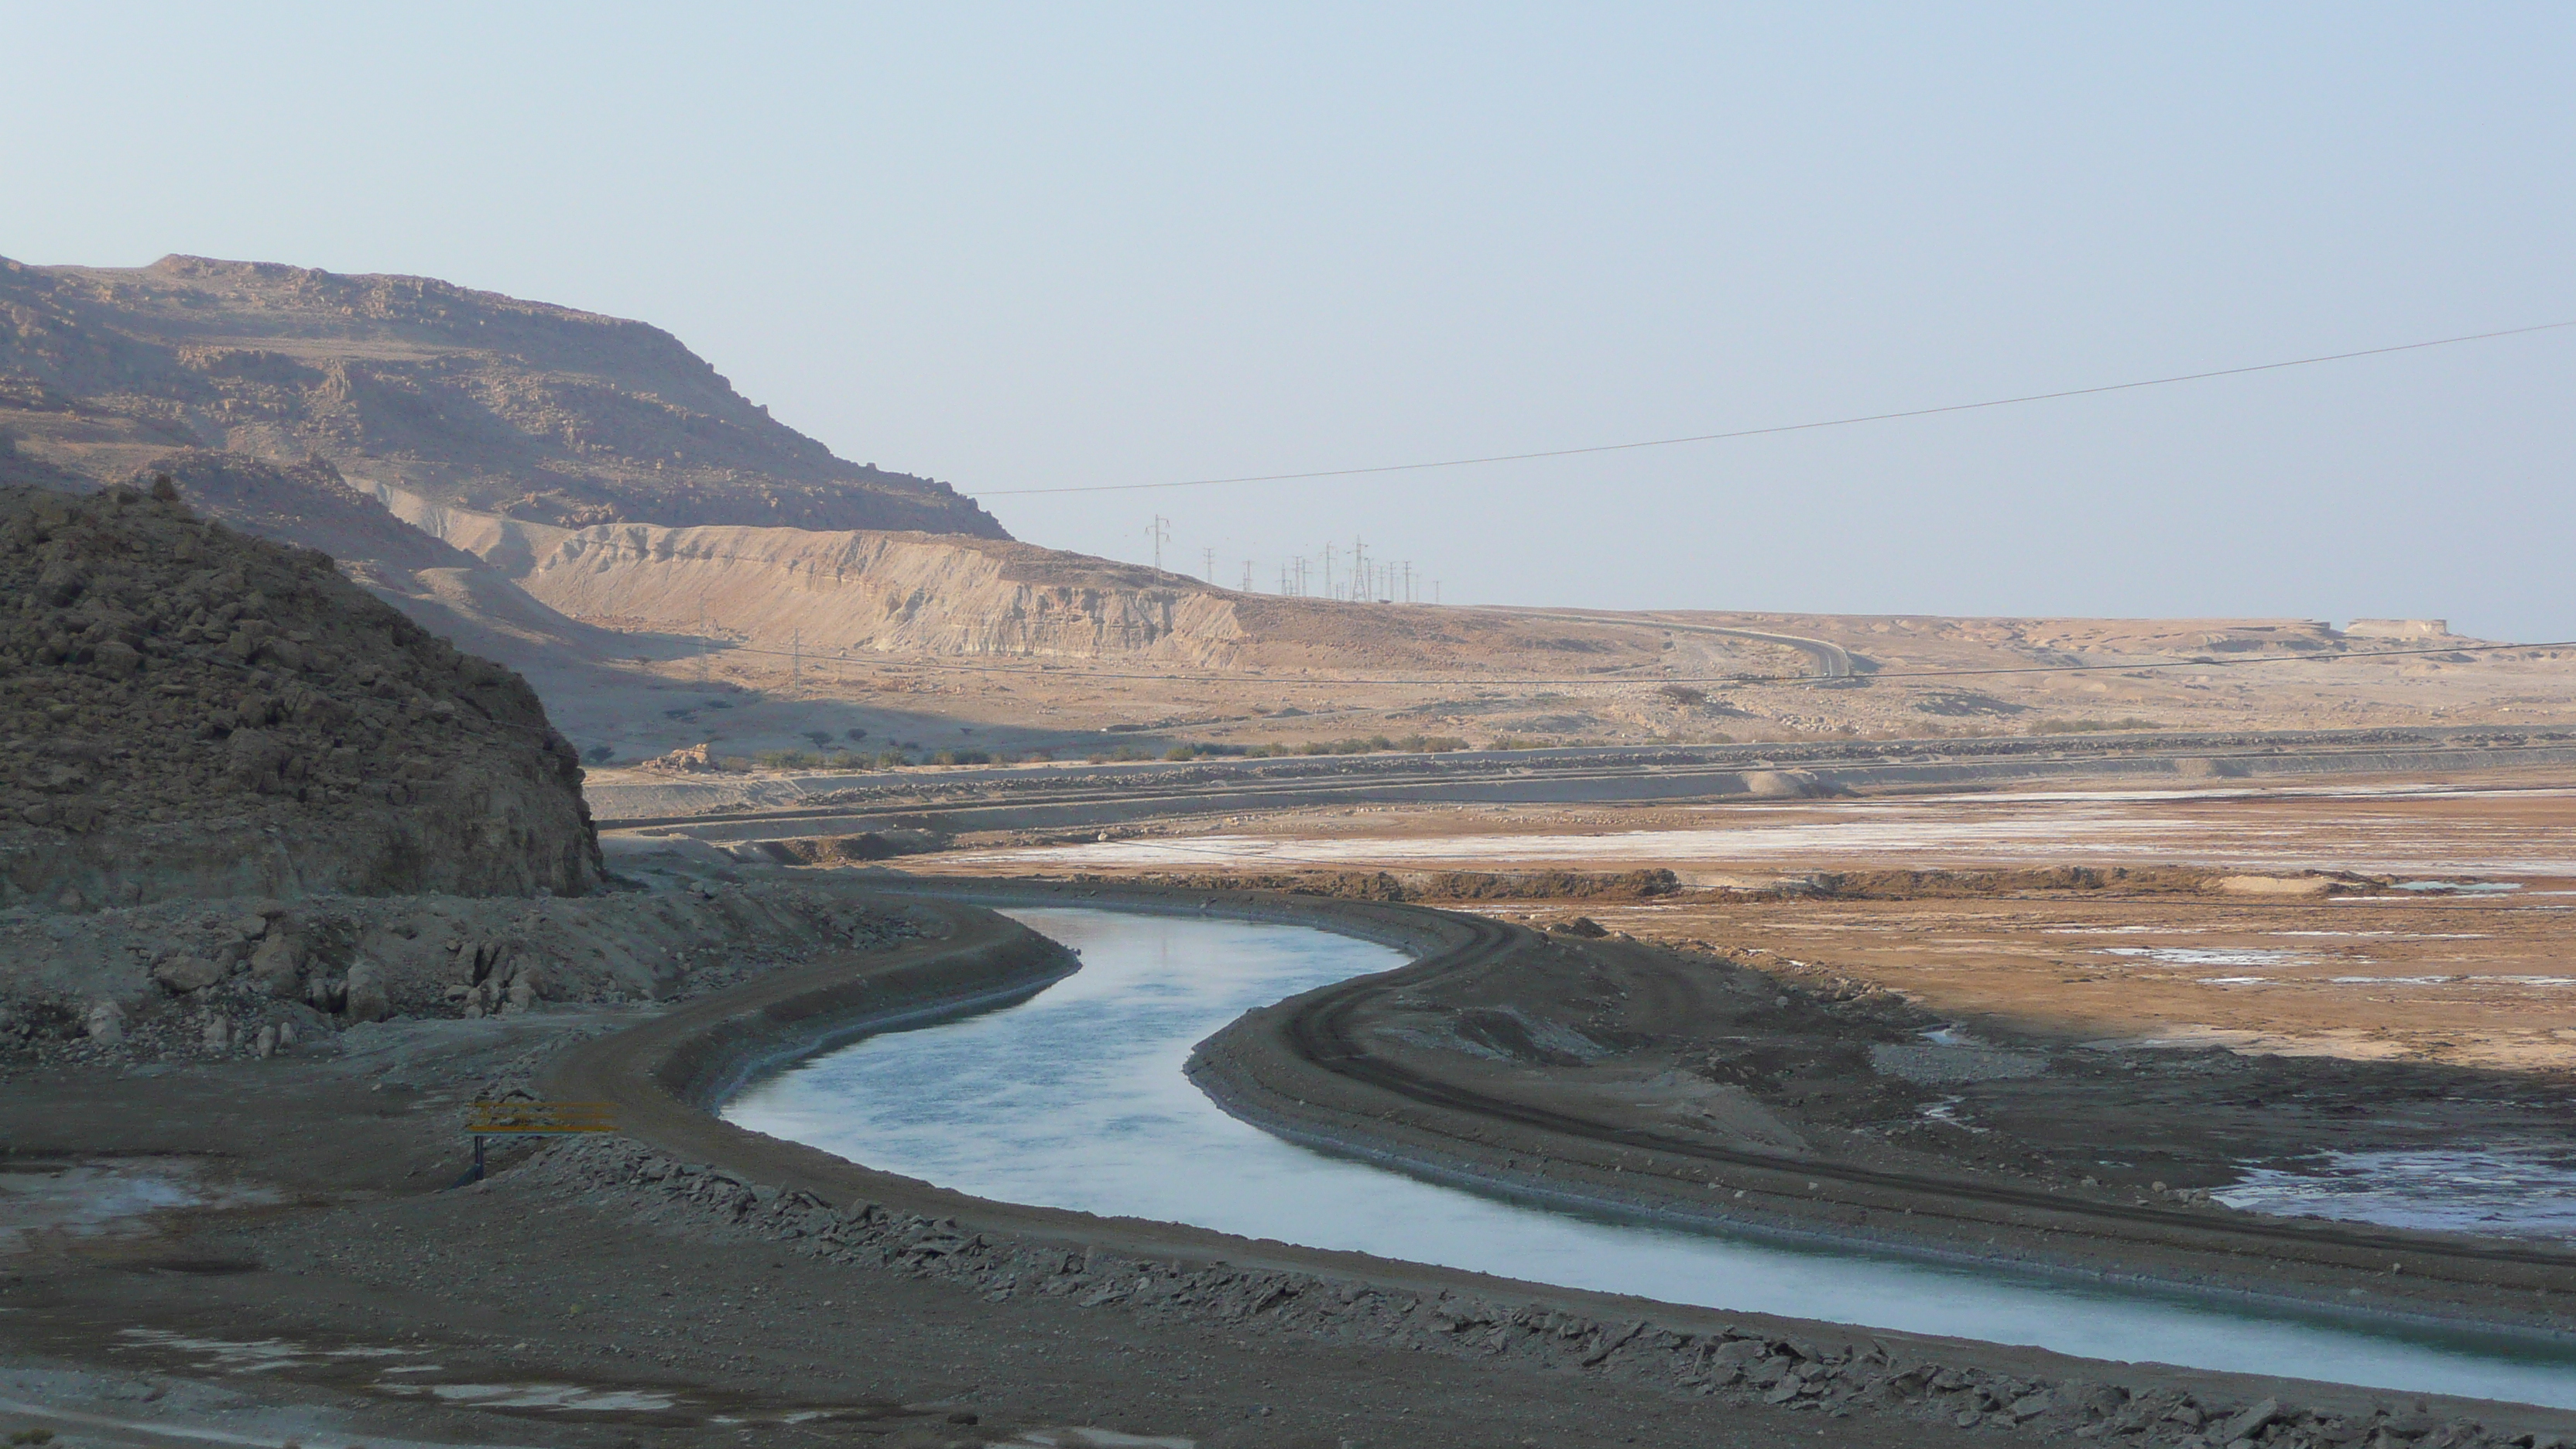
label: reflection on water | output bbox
[724,907,2576,1406]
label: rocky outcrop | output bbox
[375,485,1673,673]
[108,448,643,691]
[0,481,601,911]
[641,742,725,774]
[0,881,922,1067]
[374,485,1255,665]
[0,253,1004,538]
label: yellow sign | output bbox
[464,1100,616,1136]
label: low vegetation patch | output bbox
[1766,866,2383,899]
[2026,716,2162,734]
[1141,735,1472,762]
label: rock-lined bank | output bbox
[8,875,2562,1449]
[1181,899,2576,1336]
[519,1132,2569,1449]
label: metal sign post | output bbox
[462,1099,616,1182]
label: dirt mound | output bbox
[1102,868,1682,903]
[0,481,601,911]
[641,742,726,774]
[760,830,947,863]
[1787,866,2382,899]
[0,254,1002,538]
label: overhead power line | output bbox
[976,318,2576,498]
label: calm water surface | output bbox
[724,907,2576,1406]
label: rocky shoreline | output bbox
[6,875,2573,1449]
[516,1118,2566,1449]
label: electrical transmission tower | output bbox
[1202,546,1215,582]
[1146,515,1170,570]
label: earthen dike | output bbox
[543,881,2576,1435]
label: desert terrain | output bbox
[5,258,2575,1449]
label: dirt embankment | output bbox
[1088,866,1684,903]
[1187,906,2576,1333]
[0,481,600,912]
[6,880,2567,1449]
[530,882,2571,1446]
[1781,866,2386,899]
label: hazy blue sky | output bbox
[8,5,2571,636]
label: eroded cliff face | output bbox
[0,481,602,913]
[0,253,1005,538]
[372,485,1253,666]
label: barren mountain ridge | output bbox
[0,253,1005,536]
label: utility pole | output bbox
[1146,516,1170,570]
[1402,560,1413,603]
[790,629,801,697]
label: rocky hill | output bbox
[107,447,639,676]
[372,484,1699,673]
[0,480,601,912]
[0,254,1005,537]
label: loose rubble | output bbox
[524,1136,2551,1449]
[640,742,725,774]
[0,881,920,1073]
